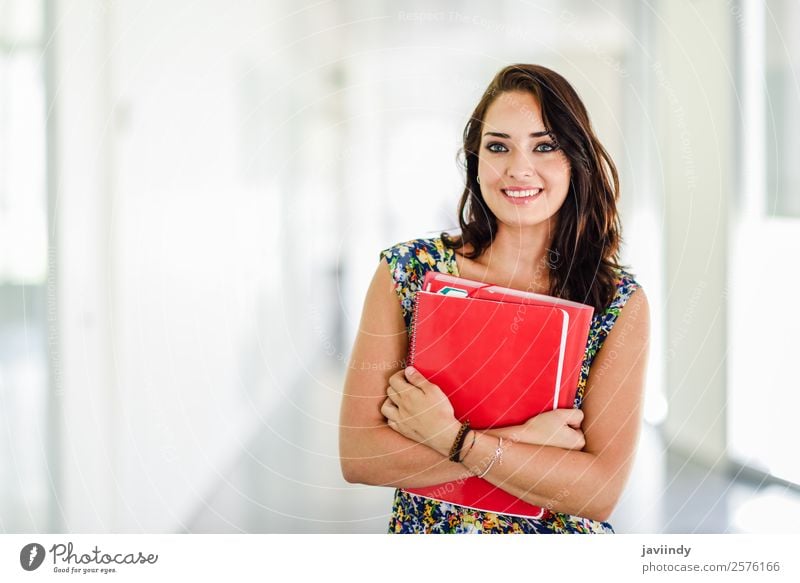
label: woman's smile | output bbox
[501,187,544,204]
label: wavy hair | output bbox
[441,64,624,312]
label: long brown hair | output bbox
[441,64,623,312]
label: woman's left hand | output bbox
[381,367,461,457]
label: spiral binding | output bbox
[407,293,423,367]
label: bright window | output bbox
[728,0,800,487]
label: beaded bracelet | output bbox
[448,420,471,462]
[477,436,504,479]
[458,429,477,463]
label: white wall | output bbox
[51,0,116,531]
[655,0,734,466]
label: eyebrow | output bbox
[483,131,552,139]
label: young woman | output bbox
[339,64,649,534]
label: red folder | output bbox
[404,271,594,518]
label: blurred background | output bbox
[1,0,799,534]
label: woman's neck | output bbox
[459,225,555,292]
[485,227,552,274]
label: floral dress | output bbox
[379,236,641,534]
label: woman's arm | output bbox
[340,260,591,488]
[485,408,585,449]
[338,261,467,487]
[385,287,650,521]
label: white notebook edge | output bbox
[552,308,569,410]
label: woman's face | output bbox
[477,91,571,232]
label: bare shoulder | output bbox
[593,283,650,376]
[359,260,406,336]
[581,285,649,454]
[611,284,650,348]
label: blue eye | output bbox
[486,142,507,153]
[535,142,558,153]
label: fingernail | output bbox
[405,366,416,375]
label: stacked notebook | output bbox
[404,271,594,518]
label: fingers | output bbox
[389,369,406,384]
[388,367,433,402]
[547,427,585,450]
[388,369,416,393]
[560,407,584,428]
[386,377,419,408]
[572,430,586,450]
[385,384,401,405]
[389,366,441,397]
[380,397,399,421]
[566,427,586,449]
[403,366,435,394]
[381,397,417,440]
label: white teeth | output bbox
[503,189,541,198]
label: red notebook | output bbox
[404,271,594,518]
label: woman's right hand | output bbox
[487,409,585,450]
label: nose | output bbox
[506,149,539,180]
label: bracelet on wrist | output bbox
[448,420,471,462]
[458,429,476,463]
[477,436,505,479]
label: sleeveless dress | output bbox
[379,236,641,534]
